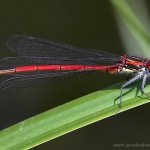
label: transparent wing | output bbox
[0,70,93,89]
[7,35,120,59]
[0,56,120,70]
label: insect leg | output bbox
[119,69,144,108]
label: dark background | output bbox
[0,0,150,150]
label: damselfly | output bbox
[0,35,150,107]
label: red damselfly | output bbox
[0,35,150,107]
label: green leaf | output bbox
[111,0,150,57]
[0,82,149,149]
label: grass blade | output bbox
[0,82,149,149]
[111,0,150,57]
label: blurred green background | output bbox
[0,0,150,149]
